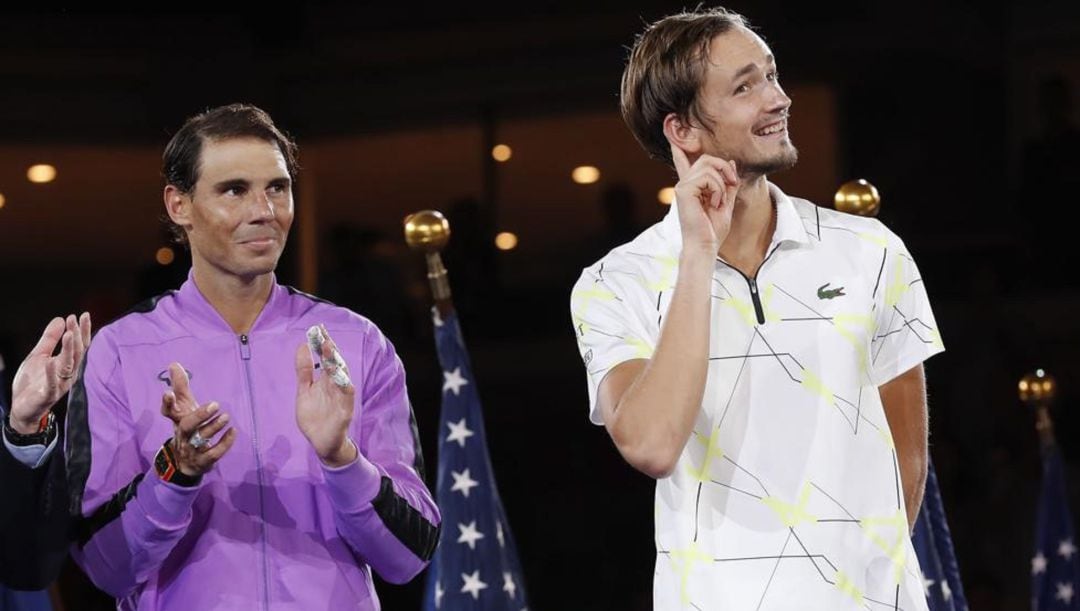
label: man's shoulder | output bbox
[574,222,672,291]
[790,196,878,231]
[788,197,907,252]
[80,290,182,378]
[279,285,383,339]
[94,290,183,347]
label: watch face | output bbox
[154,447,172,478]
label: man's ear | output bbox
[662,113,704,158]
[164,185,191,230]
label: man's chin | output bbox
[233,256,281,281]
[739,146,798,177]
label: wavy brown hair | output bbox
[620,7,749,168]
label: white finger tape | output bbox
[306,325,352,388]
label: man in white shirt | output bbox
[571,7,942,609]
[1,313,91,589]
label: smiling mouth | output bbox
[754,120,787,137]
[241,237,277,246]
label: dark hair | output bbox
[620,7,749,167]
[161,103,299,244]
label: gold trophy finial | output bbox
[834,179,881,217]
[1020,369,1058,446]
[403,210,453,303]
[404,210,451,253]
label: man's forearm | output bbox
[607,250,714,477]
[322,456,440,584]
[73,470,199,597]
[899,448,927,532]
[878,364,929,531]
[0,436,71,590]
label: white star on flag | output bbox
[941,580,952,601]
[1057,582,1076,604]
[503,572,517,598]
[496,521,505,548]
[457,520,485,550]
[446,418,475,448]
[434,581,444,609]
[1033,552,1049,575]
[1060,539,1078,560]
[450,468,479,498]
[461,570,488,600]
[921,572,934,597]
[443,367,469,396]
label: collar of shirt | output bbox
[175,269,292,335]
[658,181,812,257]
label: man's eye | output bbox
[735,83,750,94]
[225,187,246,196]
[767,71,779,82]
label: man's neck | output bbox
[717,175,776,277]
[191,261,273,335]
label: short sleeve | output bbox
[570,266,655,425]
[869,227,945,385]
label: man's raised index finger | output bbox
[670,142,692,178]
[169,363,196,407]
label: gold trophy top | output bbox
[834,179,881,217]
[403,210,451,253]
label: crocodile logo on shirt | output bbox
[817,283,846,300]
[157,368,194,386]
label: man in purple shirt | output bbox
[65,103,440,610]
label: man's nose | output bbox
[251,191,275,220]
[767,83,791,114]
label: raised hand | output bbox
[160,363,236,477]
[295,325,358,468]
[670,143,739,257]
[10,313,92,434]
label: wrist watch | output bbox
[153,438,202,487]
[3,409,56,447]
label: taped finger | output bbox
[306,325,352,388]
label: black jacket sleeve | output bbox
[0,418,72,590]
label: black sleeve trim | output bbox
[406,401,427,481]
[74,473,145,547]
[64,357,92,517]
[371,476,440,561]
[67,289,175,518]
[284,285,335,306]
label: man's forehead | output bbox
[198,137,289,179]
[706,27,774,77]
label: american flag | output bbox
[911,459,967,610]
[422,308,528,611]
[1032,441,1080,610]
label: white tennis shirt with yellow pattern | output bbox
[571,182,943,610]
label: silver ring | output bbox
[57,371,75,380]
[189,431,208,449]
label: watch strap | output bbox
[153,437,202,487]
[3,410,56,447]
